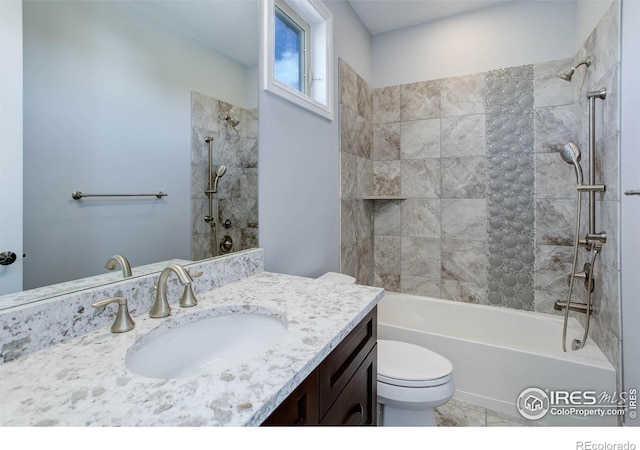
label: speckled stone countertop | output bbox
[0,272,383,426]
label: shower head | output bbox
[558,57,591,82]
[560,142,584,185]
[224,115,240,128]
[212,164,227,193]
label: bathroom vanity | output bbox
[0,250,383,426]
[263,308,377,426]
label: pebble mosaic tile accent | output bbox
[485,65,536,310]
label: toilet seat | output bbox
[377,339,453,388]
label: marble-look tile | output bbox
[535,199,576,246]
[533,290,565,316]
[441,72,486,117]
[219,198,251,229]
[373,200,402,236]
[435,398,486,427]
[441,114,486,157]
[341,200,357,247]
[400,119,440,159]
[357,236,374,286]
[596,134,619,202]
[401,199,441,238]
[240,168,258,198]
[441,157,486,199]
[597,200,619,270]
[237,137,258,169]
[355,114,372,159]
[191,91,221,130]
[373,123,401,161]
[216,166,241,200]
[192,232,215,260]
[591,0,620,87]
[534,245,573,292]
[340,244,358,279]
[374,273,401,293]
[533,58,576,108]
[374,236,401,275]
[401,237,440,278]
[535,153,578,199]
[441,279,488,305]
[400,276,440,298]
[590,259,621,371]
[247,198,259,229]
[401,159,441,198]
[442,199,487,239]
[192,199,212,235]
[441,239,488,284]
[357,73,372,122]
[339,59,358,113]
[357,157,374,198]
[400,80,441,121]
[595,64,620,142]
[355,199,374,242]
[240,228,259,250]
[534,105,578,154]
[486,410,540,427]
[374,160,401,196]
[340,104,358,155]
[341,152,358,199]
[373,86,400,124]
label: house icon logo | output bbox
[517,388,550,420]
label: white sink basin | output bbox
[126,310,287,379]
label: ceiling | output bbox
[133,0,260,66]
[132,0,521,66]
[347,0,514,35]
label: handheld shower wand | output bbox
[559,142,584,185]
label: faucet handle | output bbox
[179,271,201,308]
[91,297,135,333]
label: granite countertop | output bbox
[0,272,383,426]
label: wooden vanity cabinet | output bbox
[262,307,377,426]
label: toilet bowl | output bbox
[377,339,455,426]
[315,274,454,426]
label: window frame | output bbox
[262,0,334,121]
[274,1,310,94]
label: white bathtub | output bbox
[377,292,617,426]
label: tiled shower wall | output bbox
[191,92,259,260]
[339,1,620,370]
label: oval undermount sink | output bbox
[126,310,287,379]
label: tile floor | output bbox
[435,398,542,427]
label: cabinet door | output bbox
[319,345,377,426]
[318,308,377,417]
[262,371,319,426]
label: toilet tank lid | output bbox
[378,339,453,382]
[316,272,356,284]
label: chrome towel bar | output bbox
[72,191,167,200]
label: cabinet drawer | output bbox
[318,307,377,417]
[319,345,377,426]
[262,370,319,426]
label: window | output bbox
[274,2,309,94]
[262,0,334,120]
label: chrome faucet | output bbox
[105,255,132,278]
[150,264,194,318]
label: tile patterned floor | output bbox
[435,398,542,427]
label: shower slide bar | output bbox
[71,191,167,200]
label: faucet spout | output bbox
[105,255,132,278]
[150,264,193,318]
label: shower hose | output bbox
[561,190,598,352]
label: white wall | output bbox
[258,0,371,277]
[371,0,577,87]
[23,1,254,288]
[576,0,615,51]
[0,1,23,294]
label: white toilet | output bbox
[377,339,454,426]
[316,273,455,426]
